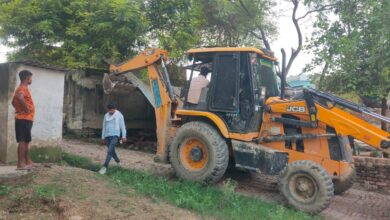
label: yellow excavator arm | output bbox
[107,48,175,163]
[109,49,168,73]
[266,89,390,155]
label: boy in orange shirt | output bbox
[11,70,35,170]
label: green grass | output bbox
[0,185,14,196]
[30,147,319,220]
[34,183,65,199]
[30,146,63,163]
[62,152,100,171]
[30,146,100,171]
[107,167,315,220]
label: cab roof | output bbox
[186,47,277,61]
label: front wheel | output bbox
[169,121,229,184]
[279,160,334,213]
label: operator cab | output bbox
[183,48,279,133]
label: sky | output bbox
[271,0,316,76]
[0,1,315,76]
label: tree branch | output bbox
[318,61,329,90]
[285,0,302,76]
[249,31,263,40]
[296,4,337,21]
[238,0,252,16]
[235,0,272,50]
[259,27,271,50]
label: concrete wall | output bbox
[0,64,11,163]
[16,65,66,145]
[2,64,19,163]
[64,71,106,132]
[63,70,155,137]
[64,72,84,130]
[1,63,66,163]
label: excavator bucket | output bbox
[103,72,155,107]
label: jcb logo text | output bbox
[287,106,306,113]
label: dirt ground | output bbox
[0,165,201,220]
[60,139,390,220]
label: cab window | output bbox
[250,53,280,97]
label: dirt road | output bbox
[61,139,390,220]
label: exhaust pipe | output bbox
[280,48,287,100]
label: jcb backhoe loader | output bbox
[104,48,390,213]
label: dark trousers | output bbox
[103,136,120,168]
[15,119,33,143]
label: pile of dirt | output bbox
[0,165,200,220]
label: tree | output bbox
[0,0,148,68]
[145,0,203,59]
[194,0,276,48]
[0,0,328,80]
[306,0,390,130]
[231,0,337,76]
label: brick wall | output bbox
[354,156,390,193]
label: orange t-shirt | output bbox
[12,85,35,121]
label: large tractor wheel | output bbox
[333,168,356,195]
[169,121,229,184]
[279,160,334,213]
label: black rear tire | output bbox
[279,160,334,214]
[169,121,229,184]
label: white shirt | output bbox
[187,75,209,104]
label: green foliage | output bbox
[145,0,277,57]
[0,0,148,68]
[306,0,390,106]
[0,0,276,66]
[195,0,276,47]
[337,92,362,104]
[145,0,202,59]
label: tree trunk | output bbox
[381,98,388,131]
[318,62,329,90]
